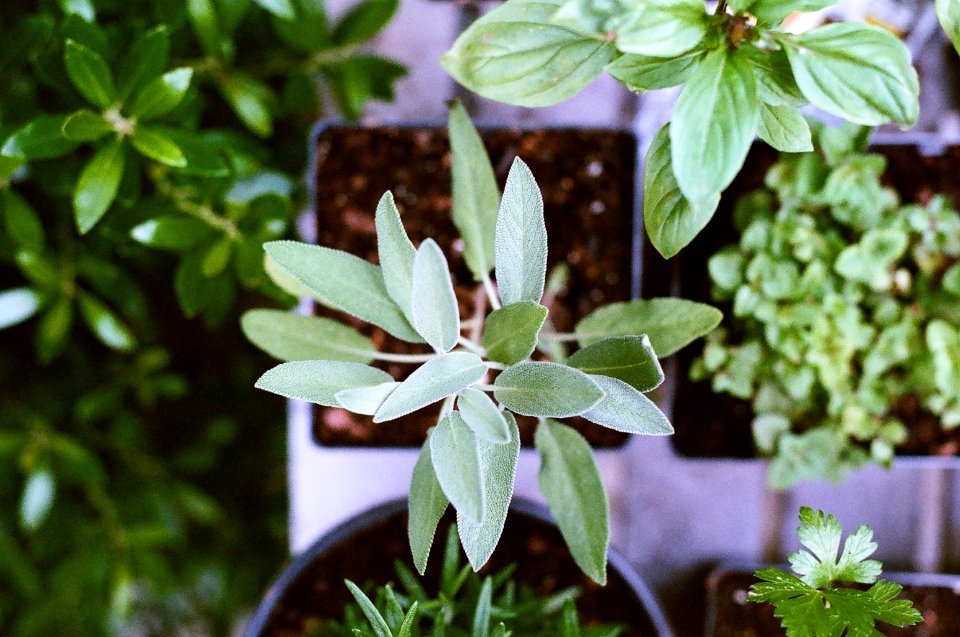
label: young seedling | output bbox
[243,102,721,584]
[749,506,922,636]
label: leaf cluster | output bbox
[749,506,922,636]
[691,124,960,488]
[441,0,921,259]
[244,103,722,583]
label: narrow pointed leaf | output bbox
[376,191,416,320]
[398,602,419,637]
[128,68,193,120]
[494,361,604,418]
[495,158,547,306]
[334,382,399,415]
[255,360,393,406]
[64,39,115,108]
[757,103,813,153]
[567,335,663,392]
[457,387,510,443]
[241,309,375,362]
[535,420,608,584]
[374,352,486,422]
[1,116,79,160]
[409,436,449,575]
[74,139,125,234]
[0,288,42,330]
[938,0,960,55]
[581,375,673,435]
[264,241,421,342]
[411,239,460,353]
[482,301,548,365]
[131,127,187,167]
[449,101,499,281]
[346,581,393,637]
[431,412,485,522]
[472,578,493,637]
[576,298,722,356]
[61,110,113,142]
[76,292,136,352]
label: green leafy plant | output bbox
[938,0,960,55]
[441,0,920,259]
[243,102,722,584]
[691,123,960,488]
[749,506,922,636]
[319,524,624,637]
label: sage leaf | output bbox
[576,298,722,356]
[457,387,511,443]
[535,420,608,584]
[128,68,194,120]
[567,335,663,392]
[334,382,399,415]
[458,413,520,570]
[241,309,375,362]
[1,116,79,160]
[64,39,115,109]
[938,0,960,55]
[255,360,393,406]
[605,51,703,91]
[615,0,708,58]
[409,436,449,575]
[672,48,759,208]
[748,0,836,27]
[74,139,125,234]
[20,468,56,532]
[411,239,460,353]
[449,101,499,281]
[581,375,673,435]
[130,127,187,167]
[346,580,392,637]
[0,288,42,330]
[482,301,548,365]
[494,361,604,418]
[782,23,919,127]
[374,352,486,422]
[61,110,113,142]
[431,412,485,522]
[76,292,136,352]
[375,191,416,320]
[644,124,719,259]
[495,158,547,306]
[441,0,616,107]
[264,241,422,343]
[757,103,813,153]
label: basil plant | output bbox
[442,0,920,259]
[243,103,721,584]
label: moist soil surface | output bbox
[311,125,637,447]
[707,568,960,636]
[640,143,960,459]
[258,507,660,637]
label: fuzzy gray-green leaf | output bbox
[757,103,813,153]
[334,382,399,415]
[241,309,375,362]
[567,335,663,392]
[431,412,485,522]
[535,420,608,584]
[255,360,393,406]
[457,387,511,443]
[409,436,449,575]
[581,375,673,435]
[482,301,548,365]
[494,361,604,418]
[264,241,422,343]
[376,191,416,320]
[411,239,460,353]
[374,352,486,422]
[495,159,547,306]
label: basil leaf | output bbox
[482,301,548,365]
[255,360,393,406]
[64,39,115,109]
[747,0,836,27]
[61,110,113,142]
[240,309,375,362]
[128,68,193,120]
[74,139,125,234]
[374,352,487,422]
[494,361,604,418]
[581,375,673,435]
[605,50,703,91]
[431,411,485,523]
[411,239,460,353]
[409,435,449,575]
[495,158,547,306]
[615,0,708,58]
[375,191,416,321]
[757,103,813,153]
[567,335,663,392]
[744,48,805,107]
[457,387,511,444]
[938,0,960,55]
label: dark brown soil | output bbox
[258,505,661,637]
[640,142,960,459]
[707,568,960,636]
[310,125,637,447]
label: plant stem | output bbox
[437,395,455,421]
[482,273,502,311]
[473,384,497,392]
[368,351,436,363]
[716,0,729,14]
[538,331,581,343]
[457,336,486,357]
[484,361,506,370]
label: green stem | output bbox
[473,384,497,392]
[482,273,502,311]
[368,351,436,363]
[148,166,239,238]
[484,361,506,371]
[457,336,486,357]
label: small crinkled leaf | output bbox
[409,436,449,575]
[334,382,399,415]
[458,413,520,570]
[535,419,608,584]
[411,239,460,353]
[2,116,80,160]
[64,39,115,108]
[449,101,499,281]
[644,124,719,259]
[264,241,421,342]
[240,309,375,362]
[0,288,42,330]
[747,0,836,26]
[374,352,486,422]
[757,103,813,153]
[615,0,708,58]
[20,468,56,531]
[605,50,703,91]
[457,387,511,443]
[76,292,136,352]
[61,110,113,142]
[938,0,960,55]
[74,139,125,234]
[581,375,672,435]
[495,158,547,306]
[568,335,663,392]
[441,0,615,107]
[130,215,211,251]
[576,298,722,356]
[345,580,392,637]
[431,412,485,522]
[255,360,393,406]
[130,127,187,167]
[375,191,416,320]
[482,301,548,365]
[128,67,193,120]
[494,361,604,418]
[783,23,919,128]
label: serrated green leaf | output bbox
[264,241,422,342]
[605,50,703,91]
[441,0,616,107]
[20,468,56,532]
[535,420,608,584]
[241,309,375,362]
[567,335,663,392]
[938,0,960,55]
[128,68,193,120]
[494,361,604,418]
[74,139,125,234]
[130,127,187,167]
[255,360,393,405]
[376,191,416,320]
[457,387,511,443]
[411,239,460,353]
[61,110,113,142]
[76,292,136,352]
[374,352,486,422]
[782,23,919,128]
[0,288,42,330]
[409,436,449,575]
[643,124,719,259]
[581,375,672,435]
[254,0,296,19]
[431,412,485,522]
[672,48,759,208]
[757,103,813,153]
[130,215,211,251]
[64,39,115,108]
[346,580,393,637]
[482,301,548,365]
[116,26,170,101]
[576,298,721,356]
[332,0,398,45]
[615,0,707,57]
[495,158,547,306]
[449,101,499,281]
[2,190,44,250]
[335,382,399,415]
[2,116,79,160]
[747,0,836,26]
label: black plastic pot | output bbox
[244,498,675,637]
